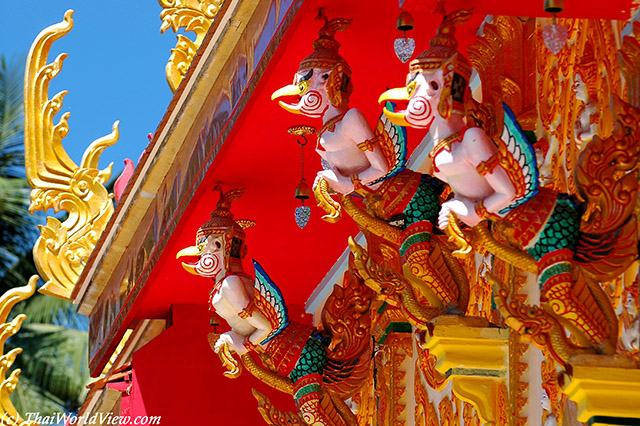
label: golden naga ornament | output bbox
[24,10,119,300]
[159,0,223,92]
[0,277,38,426]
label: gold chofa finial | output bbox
[24,10,119,300]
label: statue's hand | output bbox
[317,170,354,195]
[214,331,248,355]
[439,199,481,230]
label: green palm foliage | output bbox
[0,55,91,419]
[0,55,35,276]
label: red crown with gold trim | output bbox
[409,9,472,82]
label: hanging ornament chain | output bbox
[299,136,307,189]
[288,125,315,229]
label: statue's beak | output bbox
[271,84,302,114]
[378,87,410,126]
[176,245,200,275]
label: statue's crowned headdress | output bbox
[411,9,473,118]
[299,15,352,72]
[298,13,354,108]
[410,9,472,79]
[196,187,255,269]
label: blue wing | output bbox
[252,259,289,344]
[369,102,408,185]
[497,103,540,214]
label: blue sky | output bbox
[2,1,180,177]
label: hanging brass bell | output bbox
[295,179,311,200]
[544,0,564,13]
[396,11,414,32]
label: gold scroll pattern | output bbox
[159,0,223,92]
[0,277,38,426]
[537,18,622,194]
[24,10,119,300]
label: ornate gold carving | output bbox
[619,21,640,106]
[351,372,375,426]
[320,263,373,399]
[314,178,342,223]
[414,359,439,426]
[437,396,455,426]
[206,333,295,395]
[537,19,622,194]
[575,95,640,283]
[321,264,372,361]
[445,218,538,275]
[207,333,242,378]
[348,237,443,329]
[541,349,566,424]
[468,16,537,134]
[159,0,223,92]
[376,333,411,426]
[462,401,480,426]
[252,389,305,426]
[24,10,119,300]
[417,345,447,391]
[0,276,38,426]
[489,273,591,364]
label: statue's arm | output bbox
[241,309,273,348]
[438,128,517,229]
[343,108,389,184]
[464,127,517,214]
[220,276,272,350]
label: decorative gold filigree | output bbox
[537,19,622,194]
[24,10,119,300]
[577,95,640,229]
[414,359,439,426]
[348,237,443,329]
[489,273,591,364]
[417,344,447,391]
[159,0,223,92]
[207,333,242,378]
[252,389,305,426]
[320,261,372,398]
[0,276,38,426]
[541,348,565,423]
[321,261,372,361]
[376,333,411,426]
[314,178,342,223]
[620,21,640,105]
[462,402,480,426]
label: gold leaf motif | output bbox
[0,277,38,425]
[159,0,223,92]
[24,11,119,300]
